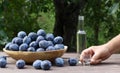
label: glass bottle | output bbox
[76,16,87,58]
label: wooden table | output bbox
[0,52,120,73]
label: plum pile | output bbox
[5,29,64,52]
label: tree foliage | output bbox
[0,0,120,51]
[0,0,55,48]
[82,0,120,47]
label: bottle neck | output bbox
[78,19,84,30]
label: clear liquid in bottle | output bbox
[76,16,90,65]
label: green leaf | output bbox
[109,3,119,14]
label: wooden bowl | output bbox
[3,46,67,63]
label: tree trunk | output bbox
[93,0,101,45]
[53,0,86,52]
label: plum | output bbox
[19,43,28,51]
[27,47,35,52]
[17,31,27,38]
[0,58,7,68]
[55,57,64,67]
[32,60,42,69]
[36,48,45,52]
[68,58,78,66]
[16,59,25,69]
[9,44,19,51]
[4,42,12,50]
[23,36,31,45]
[45,33,54,41]
[28,32,38,41]
[14,37,23,45]
[37,29,46,37]
[36,36,44,44]
[54,36,63,44]
[54,44,64,50]
[39,40,49,49]
[29,41,38,49]
[41,60,52,70]
[46,46,56,51]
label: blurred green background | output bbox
[0,0,120,51]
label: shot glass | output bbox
[82,54,91,66]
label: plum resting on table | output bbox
[0,56,7,60]
[68,58,78,66]
[41,60,52,70]
[55,57,64,67]
[32,60,42,69]
[0,58,7,68]
[16,59,26,69]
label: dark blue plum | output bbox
[23,36,31,45]
[68,58,78,66]
[28,32,38,41]
[54,44,64,50]
[37,29,46,37]
[19,43,28,51]
[47,41,54,46]
[45,33,54,41]
[29,41,38,49]
[0,56,7,60]
[32,60,42,69]
[9,44,19,51]
[46,46,56,51]
[54,36,63,44]
[0,58,7,68]
[17,31,27,38]
[39,40,49,49]
[27,47,35,52]
[5,42,12,50]
[12,37,18,43]
[14,37,23,45]
[36,36,44,44]
[41,60,52,70]
[36,48,45,52]
[16,59,25,69]
[55,57,64,67]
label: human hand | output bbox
[80,44,112,64]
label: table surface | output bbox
[0,52,120,73]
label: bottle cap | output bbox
[78,16,84,20]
